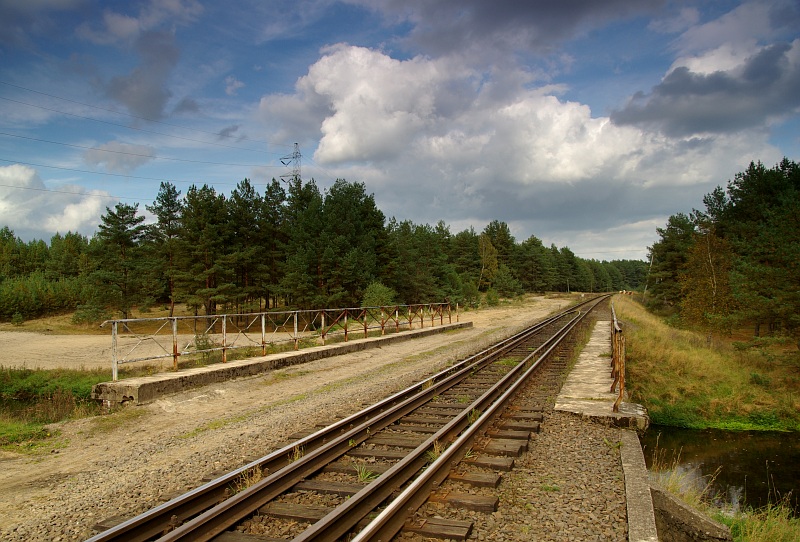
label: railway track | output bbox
[88,295,608,542]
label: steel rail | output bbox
[154,312,576,541]
[86,306,580,542]
[290,308,589,542]
[352,298,603,541]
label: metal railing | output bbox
[100,303,454,381]
[610,301,626,412]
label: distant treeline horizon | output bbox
[1,176,647,323]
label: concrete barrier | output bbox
[651,484,733,542]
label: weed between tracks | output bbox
[354,463,378,483]
[425,440,444,462]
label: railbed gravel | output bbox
[1,299,628,541]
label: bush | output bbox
[485,289,500,306]
[361,281,397,307]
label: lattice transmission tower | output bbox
[279,142,301,184]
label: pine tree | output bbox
[87,203,147,319]
[146,182,184,316]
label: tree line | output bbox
[647,158,799,346]
[0,177,646,323]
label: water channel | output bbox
[639,426,800,514]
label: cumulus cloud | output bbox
[611,40,800,136]
[347,0,662,58]
[258,43,780,257]
[0,164,108,239]
[83,141,156,173]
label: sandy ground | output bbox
[0,295,573,535]
[0,332,113,370]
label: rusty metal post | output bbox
[172,317,178,371]
[615,335,626,412]
[222,315,227,362]
[111,321,118,381]
[321,312,326,345]
[456,302,459,322]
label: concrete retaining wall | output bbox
[651,484,732,542]
[92,321,472,405]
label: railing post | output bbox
[172,317,178,371]
[111,321,118,381]
[261,314,266,356]
[344,312,349,342]
[294,311,299,350]
[222,315,227,362]
[321,312,326,345]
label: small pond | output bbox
[639,426,800,514]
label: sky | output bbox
[1,0,798,261]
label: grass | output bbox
[234,466,264,494]
[726,498,800,542]
[614,295,800,431]
[625,294,800,540]
[354,463,378,483]
[425,440,444,462]
[0,366,113,451]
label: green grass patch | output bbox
[614,296,800,431]
[0,366,113,450]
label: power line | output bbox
[0,158,251,187]
[0,131,280,168]
[0,95,273,155]
[0,79,290,152]
[0,182,145,202]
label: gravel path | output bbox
[0,296,627,541]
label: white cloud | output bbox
[256,42,782,261]
[0,164,109,239]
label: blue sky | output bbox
[1,0,798,261]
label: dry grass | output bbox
[613,295,800,430]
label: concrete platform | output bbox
[556,320,657,542]
[555,320,649,431]
[92,321,472,405]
